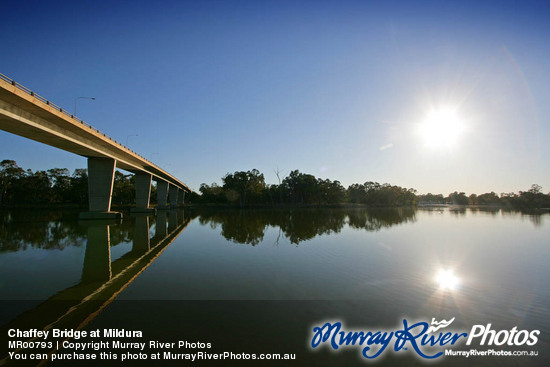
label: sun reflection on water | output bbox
[435,269,460,290]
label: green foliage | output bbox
[112,171,135,205]
[199,182,226,203]
[0,160,135,207]
[281,170,318,204]
[2,160,549,210]
[69,169,89,205]
[1,160,25,204]
[345,182,416,206]
[475,192,500,205]
[417,193,445,204]
[222,169,266,207]
[447,192,469,205]
[512,184,550,209]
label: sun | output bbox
[419,107,464,149]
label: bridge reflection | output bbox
[0,209,190,366]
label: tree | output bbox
[0,160,25,204]
[222,169,266,207]
[199,182,226,203]
[317,179,345,204]
[47,168,71,203]
[281,170,318,204]
[112,171,135,205]
[448,192,469,205]
[274,167,284,203]
[347,183,366,203]
[529,184,542,194]
[517,184,547,209]
[477,192,500,206]
[69,169,88,205]
[10,169,51,204]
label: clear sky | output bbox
[1,0,549,195]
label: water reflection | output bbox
[0,210,136,253]
[519,212,546,227]
[449,207,467,216]
[0,207,548,366]
[0,210,86,252]
[0,209,190,366]
[435,269,460,291]
[193,207,417,245]
[81,221,113,283]
[2,207,545,251]
[347,207,416,231]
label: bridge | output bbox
[0,73,192,219]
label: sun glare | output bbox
[419,107,464,149]
[435,269,460,290]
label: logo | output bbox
[310,318,540,361]
[427,317,455,333]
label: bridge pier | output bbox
[169,185,179,208]
[131,173,156,213]
[156,180,169,209]
[178,189,185,206]
[79,158,122,220]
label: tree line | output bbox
[193,169,549,209]
[417,184,550,210]
[193,169,417,207]
[0,159,155,207]
[2,160,549,209]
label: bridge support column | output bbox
[79,158,122,220]
[156,180,169,209]
[177,189,185,206]
[169,185,178,208]
[131,173,156,213]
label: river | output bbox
[0,207,548,366]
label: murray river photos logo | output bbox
[310,317,540,360]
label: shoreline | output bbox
[2,203,549,213]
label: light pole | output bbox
[74,96,96,116]
[126,134,139,147]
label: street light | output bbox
[126,134,139,146]
[74,96,96,116]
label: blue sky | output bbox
[1,0,549,195]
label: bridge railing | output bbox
[0,73,152,164]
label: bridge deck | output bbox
[0,74,190,192]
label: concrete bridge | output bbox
[0,73,192,219]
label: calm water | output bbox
[0,208,549,366]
